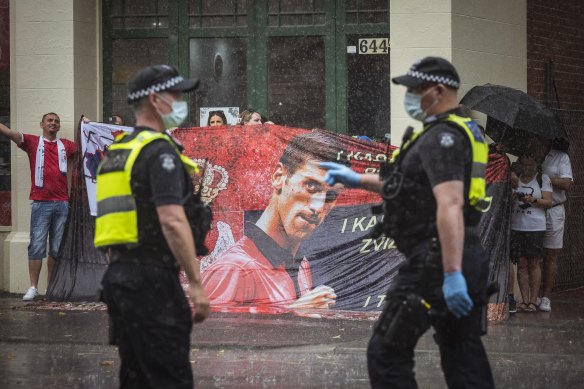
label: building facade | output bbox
[0,0,536,292]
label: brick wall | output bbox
[527,0,584,109]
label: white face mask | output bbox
[403,87,437,122]
[156,94,188,129]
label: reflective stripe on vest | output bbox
[440,114,492,212]
[389,114,491,213]
[93,130,199,248]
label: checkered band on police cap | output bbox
[127,64,199,103]
[392,57,460,89]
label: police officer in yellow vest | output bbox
[320,57,494,388]
[95,64,209,388]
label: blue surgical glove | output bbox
[319,162,361,188]
[442,271,473,318]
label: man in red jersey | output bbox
[0,113,76,300]
[202,130,346,311]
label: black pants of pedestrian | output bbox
[101,261,193,389]
[367,238,494,389]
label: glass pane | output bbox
[268,15,279,26]
[346,0,388,25]
[0,0,10,226]
[360,12,386,24]
[268,37,325,129]
[346,0,358,11]
[346,35,390,138]
[268,0,279,13]
[346,12,358,24]
[280,0,324,12]
[112,0,169,30]
[189,0,247,28]
[111,39,169,126]
[361,0,387,10]
[281,14,314,26]
[267,0,326,26]
[123,0,168,15]
[237,15,247,26]
[124,17,158,29]
[202,15,235,27]
[189,38,247,126]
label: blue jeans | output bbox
[28,201,69,259]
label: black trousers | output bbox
[367,237,494,389]
[101,261,193,389]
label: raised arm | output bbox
[0,122,23,144]
[320,162,383,193]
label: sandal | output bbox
[518,302,537,312]
[526,303,538,312]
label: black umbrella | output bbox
[461,84,566,140]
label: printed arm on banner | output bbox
[288,285,336,309]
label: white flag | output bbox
[81,121,132,216]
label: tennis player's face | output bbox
[277,161,341,242]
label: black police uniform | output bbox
[367,108,495,389]
[101,127,195,389]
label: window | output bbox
[110,39,169,126]
[268,36,325,128]
[103,1,390,135]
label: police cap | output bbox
[392,57,460,89]
[127,64,200,103]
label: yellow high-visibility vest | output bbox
[94,130,198,248]
[390,114,491,212]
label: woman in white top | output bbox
[510,155,553,312]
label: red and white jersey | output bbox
[19,134,76,201]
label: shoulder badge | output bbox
[439,132,455,148]
[160,153,177,172]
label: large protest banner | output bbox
[172,125,404,316]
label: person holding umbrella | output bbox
[531,137,573,312]
[461,85,571,314]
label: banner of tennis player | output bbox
[172,125,404,316]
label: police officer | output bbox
[320,57,494,388]
[95,64,210,388]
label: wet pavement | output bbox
[1,289,584,388]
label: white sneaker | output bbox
[22,286,38,301]
[539,297,551,312]
[535,297,541,306]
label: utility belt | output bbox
[375,237,498,347]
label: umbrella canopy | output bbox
[485,116,534,156]
[461,84,566,140]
